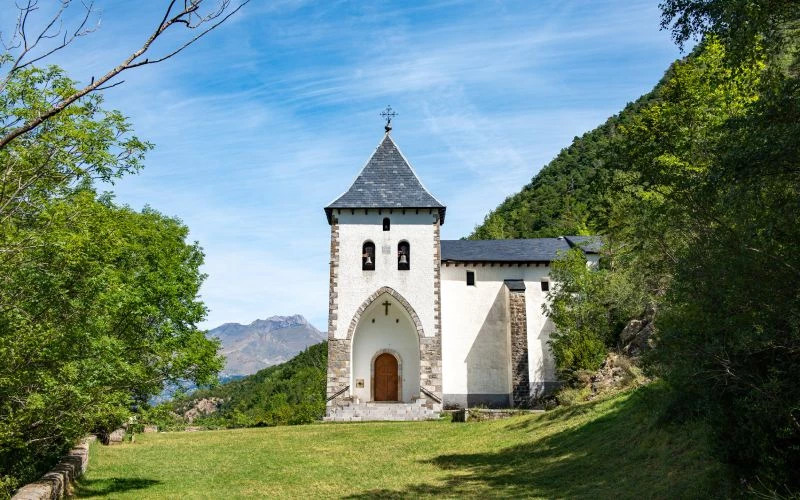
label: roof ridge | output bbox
[385,134,446,208]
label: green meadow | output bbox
[76,386,731,499]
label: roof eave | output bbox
[440,258,553,264]
[324,206,446,225]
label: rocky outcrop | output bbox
[183,397,224,423]
[107,428,126,445]
[588,352,648,398]
[620,305,657,357]
[96,427,126,445]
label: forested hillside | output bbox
[168,342,327,428]
[469,89,660,239]
[473,0,800,492]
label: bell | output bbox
[399,254,408,265]
[364,256,373,265]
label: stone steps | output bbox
[324,399,441,422]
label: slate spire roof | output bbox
[325,133,446,224]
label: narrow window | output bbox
[398,241,410,270]
[466,270,475,286]
[383,218,390,231]
[362,241,375,271]
[541,280,549,292]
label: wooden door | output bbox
[374,353,399,401]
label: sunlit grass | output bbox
[76,385,732,499]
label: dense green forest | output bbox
[476,1,800,493]
[469,96,651,239]
[162,342,327,428]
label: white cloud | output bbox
[2,0,683,328]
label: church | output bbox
[323,124,600,422]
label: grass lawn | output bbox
[76,385,732,499]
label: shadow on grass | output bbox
[74,477,161,498]
[345,386,730,499]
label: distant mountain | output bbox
[209,315,325,377]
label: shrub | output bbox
[545,248,648,380]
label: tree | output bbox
[545,248,648,379]
[0,190,222,494]
[648,1,800,490]
[0,63,150,228]
[0,0,250,150]
[659,0,800,63]
[0,2,244,493]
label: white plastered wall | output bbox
[440,264,557,403]
[333,210,437,342]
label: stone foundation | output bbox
[325,399,441,422]
[451,408,542,422]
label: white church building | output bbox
[323,128,599,421]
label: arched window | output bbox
[362,241,375,271]
[397,241,410,270]
[383,218,390,231]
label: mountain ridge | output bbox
[208,314,325,377]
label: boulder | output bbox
[107,428,126,445]
[620,305,658,357]
[622,321,656,357]
[620,319,644,345]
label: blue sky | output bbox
[2,1,685,331]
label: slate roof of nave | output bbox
[440,236,602,263]
[325,133,446,224]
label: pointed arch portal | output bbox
[349,287,421,402]
[346,286,424,340]
[321,286,439,405]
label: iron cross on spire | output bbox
[380,105,397,133]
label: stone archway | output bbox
[350,291,419,402]
[345,286,424,341]
[326,286,441,406]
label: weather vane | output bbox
[380,105,397,133]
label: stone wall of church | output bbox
[326,221,348,400]
[508,289,531,406]
[440,263,558,408]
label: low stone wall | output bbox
[12,436,96,500]
[451,408,543,423]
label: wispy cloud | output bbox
[1,0,684,328]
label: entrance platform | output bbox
[324,398,441,422]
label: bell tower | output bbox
[323,119,445,412]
